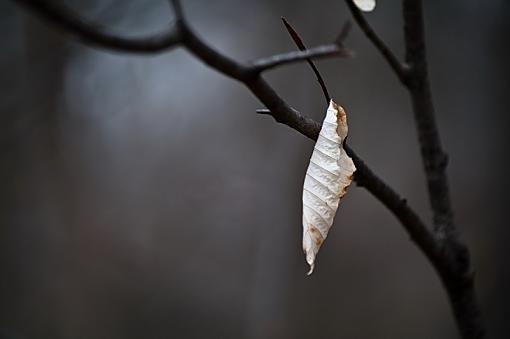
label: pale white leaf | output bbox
[353,0,376,12]
[302,100,356,275]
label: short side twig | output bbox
[250,44,351,73]
[282,17,335,104]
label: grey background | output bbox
[1,0,508,338]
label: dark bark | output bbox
[346,0,485,337]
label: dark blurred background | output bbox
[1,0,508,338]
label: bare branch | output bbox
[345,143,440,260]
[13,0,182,53]
[345,0,410,85]
[335,20,353,45]
[168,0,184,23]
[250,44,352,73]
[179,23,251,82]
[402,0,452,236]
[13,0,351,82]
[347,0,484,336]
[401,1,484,337]
[282,17,333,104]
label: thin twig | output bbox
[169,0,184,22]
[13,0,182,53]
[282,17,333,104]
[345,0,410,86]
[250,44,352,73]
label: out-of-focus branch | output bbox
[347,0,485,337]
[250,44,351,73]
[12,0,350,73]
[345,0,410,85]
[402,0,453,239]
[402,1,484,337]
[13,0,182,53]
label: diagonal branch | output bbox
[282,17,335,104]
[13,0,182,53]
[345,0,410,86]
[250,44,352,73]
[12,0,352,77]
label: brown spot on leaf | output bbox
[309,226,324,247]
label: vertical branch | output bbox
[401,0,485,337]
[346,0,485,337]
[403,0,452,238]
[402,1,485,338]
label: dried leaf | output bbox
[353,0,376,12]
[302,100,356,275]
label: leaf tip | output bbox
[306,262,315,276]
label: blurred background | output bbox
[1,0,508,338]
